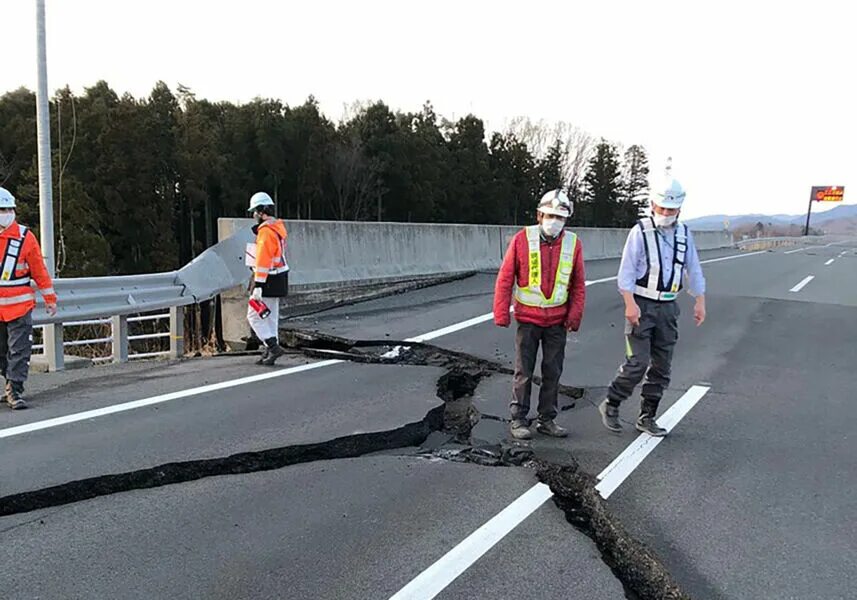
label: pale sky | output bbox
[2,0,854,220]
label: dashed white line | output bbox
[387,482,555,600]
[389,386,711,600]
[595,385,710,497]
[784,247,806,255]
[790,275,815,293]
[825,259,835,266]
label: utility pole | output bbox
[803,193,813,236]
[36,0,64,372]
[36,0,55,275]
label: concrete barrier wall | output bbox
[218,218,733,347]
[220,219,733,286]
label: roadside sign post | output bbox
[804,186,845,235]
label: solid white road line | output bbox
[790,275,815,293]
[699,250,767,264]
[825,259,835,266]
[0,361,343,440]
[389,386,710,600]
[784,247,806,255]
[1,247,763,441]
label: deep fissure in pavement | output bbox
[0,405,445,518]
[539,464,692,600]
[279,328,585,401]
[1,330,690,599]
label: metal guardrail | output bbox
[735,236,803,247]
[30,230,251,372]
[733,236,836,250]
[32,313,172,363]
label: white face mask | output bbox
[541,217,565,238]
[653,213,677,228]
[0,212,15,228]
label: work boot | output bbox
[509,419,532,440]
[260,338,285,366]
[536,419,568,438]
[5,381,27,410]
[636,400,667,437]
[599,400,623,433]
[255,346,270,365]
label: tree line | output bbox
[0,82,652,277]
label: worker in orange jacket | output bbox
[247,192,289,366]
[0,187,57,409]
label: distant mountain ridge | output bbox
[685,204,857,231]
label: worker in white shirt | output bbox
[599,175,706,437]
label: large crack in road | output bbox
[0,330,691,600]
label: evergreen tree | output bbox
[581,140,622,227]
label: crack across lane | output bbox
[2,330,694,600]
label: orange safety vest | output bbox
[0,222,56,322]
[253,219,289,285]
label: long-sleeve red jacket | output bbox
[493,228,586,330]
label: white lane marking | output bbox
[784,247,806,255]
[825,259,835,266]
[389,386,710,600]
[839,251,847,258]
[790,275,815,293]
[585,275,618,285]
[595,385,710,498]
[388,483,554,600]
[699,250,767,264]
[407,313,494,343]
[384,276,620,357]
[2,247,761,440]
[0,361,343,440]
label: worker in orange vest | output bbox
[0,187,57,409]
[247,192,289,366]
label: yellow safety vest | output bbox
[514,226,577,308]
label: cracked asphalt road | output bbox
[1,242,856,599]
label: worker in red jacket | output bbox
[493,190,586,440]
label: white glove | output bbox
[251,287,263,301]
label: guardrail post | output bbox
[170,305,185,359]
[43,323,64,372]
[111,315,128,363]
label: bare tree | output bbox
[328,135,383,221]
[338,100,374,125]
[506,117,596,197]
[507,116,554,159]
[562,127,596,200]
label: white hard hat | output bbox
[0,187,16,209]
[651,178,685,209]
[248,191,275,213]
[537,189,573,218]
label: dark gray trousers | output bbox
[0,312,33,384]
[511,323,567,422]
[607,297,679,410]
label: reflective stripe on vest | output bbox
[514,226,577,308]
[0,292,35,305]
[634,218,687,302]
[0,225,31,287]
[254,223,289,279]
